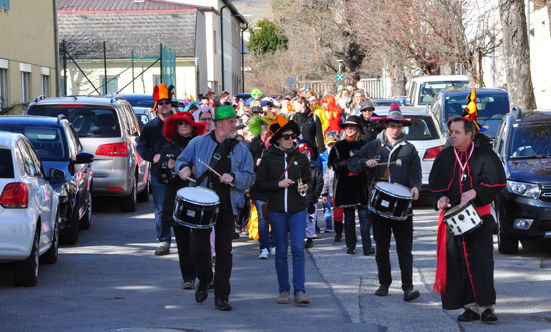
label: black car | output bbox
[429,88,509,141]
[493,107,551,254]
[0,115,94,245]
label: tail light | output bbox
[96,142,129,157]
[0,183,29,208]
[423,146,443,161]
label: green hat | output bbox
[249,115,272,137]
[214,105,238,121]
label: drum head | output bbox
[375,182,412,198]
[177,187,219,204]
[444,204,465,218]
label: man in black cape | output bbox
[429,117,506,323]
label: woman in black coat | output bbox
[289,96,325,157]
[328,115,375,256]
[158,111,206,290]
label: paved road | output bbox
[2,196,551,332]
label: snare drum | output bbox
[174,187,220,229]
[443,204,482,236]
[369,182,413,220]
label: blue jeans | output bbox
[268,209,307,295]
[254,200,271,251]
[343,206,372,250]
[323,199,333,231]
[150,177,172,244]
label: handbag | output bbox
[262,154,298,222]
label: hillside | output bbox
[232,0,273,24]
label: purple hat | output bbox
[375,103,414,126]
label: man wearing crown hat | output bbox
[138,83,176,256]
[348,103,422,302]
[429,115,506,322]
[175,105,255,311]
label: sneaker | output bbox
[277,292,290,304]
[334,234,342,242]
[270,247,276,255]
[294,292,310,304]
[363,247,375,256]
[154,245,170,256]
[324,229,333,233]
[212,256,216,266]
[182,280,195,289]
[314,233,320,239]
[259,248,269,259]
[304,238,314,248]
[403,287,420,302]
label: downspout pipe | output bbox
[241,21,248,93]
[220,1,229,91]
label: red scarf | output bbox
[433,210,447,295]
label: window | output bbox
[41,75,50,97]
[60,76,66,96]
[213,30,217,54]
[0,68,7,107]
[0,0,10,11]
[0,149,14,178]
[153,75,161,87]
[20,72,31,102]
[101,76,119,94]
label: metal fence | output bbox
[297,78,385,98]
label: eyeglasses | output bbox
[200,117,213,122]
[158,101,171,106]
[280,133,298,140]
[177,121,190,126]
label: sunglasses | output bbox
[158,101,171,106]
[200,117,213,122]
[177,121,190,126]
[281,133,298,140]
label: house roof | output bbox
[58,10,200,59]
[58,0,211,12]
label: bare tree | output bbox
[499,0,537,111]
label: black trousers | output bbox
[190,210,234,301]
[373,214,413,290]
[173,225,196,281]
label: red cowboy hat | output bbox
[163,111,207,140]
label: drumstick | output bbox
[377,159,402,167]
[201,161,234,187]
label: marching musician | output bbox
[176,105,255,311]
[348,103,422,301]
[429,115,506,322]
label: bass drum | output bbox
[174,187,220,229]
[369,182,413,220]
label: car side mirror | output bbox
[74,152,94,164]
[49,168,66,181]
[405,97,412,106]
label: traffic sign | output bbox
[337,74,344,81]
[356,81,364,89]
[285,77,296,87]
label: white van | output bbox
[405,75,470,107]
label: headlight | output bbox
[507,180,540,199]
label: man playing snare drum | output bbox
[176,105,255,311]
[429,117,505,322]
[348,104,422,302]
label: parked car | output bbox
[373,99,402,107]
[107,94,155,109]
[493,107,551,254]
[405,75,470,107]
[429,88,509,141]
[133,106,155,130]
[0,115,94,244]
[0,131,61,286]
[26,96,149,211]
[374,106,446,194]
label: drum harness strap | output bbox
[196,139,234,188]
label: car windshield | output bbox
[121,96,155,108]
[28,106,121,138]
[0,149,15,178]
[0,125,67,161]
[419,81,470,105]
[509,123,551,159]
[444,93,509,121]
[401,116,440,141]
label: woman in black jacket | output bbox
[158,112,206,290]
[256,115,312,305]
[289,96,325,157]
[328,115,375,256]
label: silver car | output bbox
[373,106,446,194]
[26,96,149,212]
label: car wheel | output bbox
[41,214,59,264]
[14,226,40,287]
[80,191,92,230]
[121,176,137,212]
[496,206,519,254]
[137,177,150,202]
[60,204,80,245]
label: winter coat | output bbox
[175,132,255,216]
[289,112,326,156]
[360,113,385,143]
[137,117,171,174]
[348,130,422,191]
[307,159,324,206]
[320,162,336,198]
[328,138,369,207]
[248,136,269,201]
[255,143,312,213]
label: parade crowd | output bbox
[136,83,505,324]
